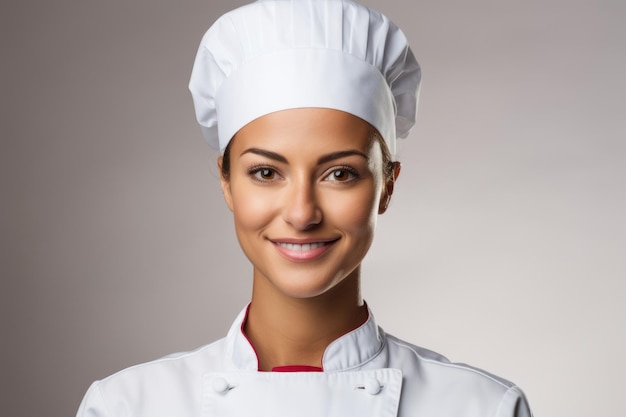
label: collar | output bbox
[223,303,385,372]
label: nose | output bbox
[282,179,322,231]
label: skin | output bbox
[218,108,400,370]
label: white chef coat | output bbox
[76,305,532,417]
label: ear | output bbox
[218,156,234,212]
[378,162,401,214]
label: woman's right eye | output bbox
[250,167,279,182]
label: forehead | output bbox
[230,108,376,156]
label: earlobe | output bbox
[218,157,234,212]
[378,162,401,214]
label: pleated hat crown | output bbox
[189,0,420,155]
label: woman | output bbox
[77,0,533,416]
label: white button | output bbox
[212,377,230,394]
[364,377,382,395]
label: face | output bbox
[219,108,398,300]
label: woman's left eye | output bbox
[324,168,358,183]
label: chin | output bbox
[260,264,358,300]
[270,276,342,299]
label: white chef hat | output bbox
[189,0,420,156]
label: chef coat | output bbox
[76,305,532,417]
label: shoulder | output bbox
[76,337,229,417]
[386,332,513,386]
[101,337,227,387]
[382,332,532,417]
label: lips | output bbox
[271,238,338,261]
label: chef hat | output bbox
[189,0,420,156]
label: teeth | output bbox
[277,242,326,251]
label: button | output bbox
[212,377,230,394]
[364,377,382,395]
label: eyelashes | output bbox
[248,165,281,182]
[246,165,360,184]
[323,166,359,182]
[247,164,282,182]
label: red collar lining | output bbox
[271,365,323,372]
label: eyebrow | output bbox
[317,150,369,164]
[240,148,369,164]
[240,148,288,163]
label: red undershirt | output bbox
[271,365,323,372]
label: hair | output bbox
[220,126,396,183]
[370,127,396,184]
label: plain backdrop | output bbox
[2,1,625,416]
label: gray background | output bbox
[3,0,625,416]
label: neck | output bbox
[245,269,368,371]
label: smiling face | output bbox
[219,108,397,300]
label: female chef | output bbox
[77,0,532,416]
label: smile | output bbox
[271,239,338,262]
[275,242,327,251]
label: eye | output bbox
[249,166,280,182]
[324,167,358,183]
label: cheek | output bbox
[323,186,380,236]
[230,184,276,233]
